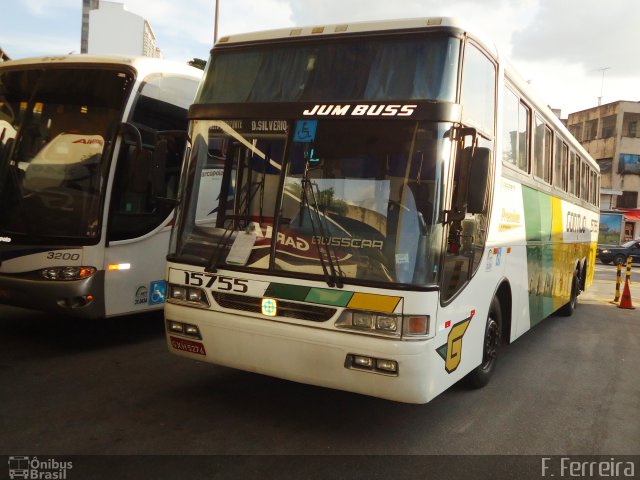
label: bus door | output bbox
[104,74,198,316]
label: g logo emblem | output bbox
[436,316,472,373]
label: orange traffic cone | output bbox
[618,278,635,310]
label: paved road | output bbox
[1,266,638,466]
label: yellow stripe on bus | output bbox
[347,292,401,313]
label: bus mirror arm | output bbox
[119,122,142,159]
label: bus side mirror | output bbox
[467,147,491,214]
[152,130,188,205]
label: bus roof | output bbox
[216,16,498,57]
[0,54,202,80]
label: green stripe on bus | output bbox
[305,288,353,306]
[264,283,310,301]
[522,187,567,325]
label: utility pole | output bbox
[213,0,220,45]
[596,67,610,106]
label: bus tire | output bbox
[558,269,579,316]
[465,297,501,389]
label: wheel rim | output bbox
[570,275,578,308]
[481,317,500,371]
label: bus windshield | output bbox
[0,67,133,242]
[171,119,452,288]
[198,36,459,103]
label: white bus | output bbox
[0,55,202,319]
[164,18,599,403]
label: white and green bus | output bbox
[164,18,599,403]
[0,55,201,319]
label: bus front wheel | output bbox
[465,297,501,389]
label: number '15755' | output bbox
[183,272,248,293]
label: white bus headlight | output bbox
[335,310,401,337]
[188,289,203,302]
[335,311,431,339]
[40,266,96,281]
[376,315,398,333]
[170,285,187,300]
[168,284,209,308]
[353,312,374,329]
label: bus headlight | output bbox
[168,283,209,308]
[40,266,96,281]
[335,310,431,339]
[335,310,402,338]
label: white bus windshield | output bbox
[198,36,460,103]
[171,119,451,288]
[0,67,133,242]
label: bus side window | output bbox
[442,137,493,302]
[460,43,496,136]
[442,42,496,302]
[108,74,199,241]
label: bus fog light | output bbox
[376,359,398,373]
[168,321,184,333]
[185,325,200,337]
[353,355,374,369]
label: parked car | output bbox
[597,240,640,265]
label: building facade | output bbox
[88,1,162,58]
[81,0,100,54]
[567,101,640,241]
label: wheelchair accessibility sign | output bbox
[149,280,166,305]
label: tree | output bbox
[188,58,207,70]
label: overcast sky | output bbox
[2,0,638,117]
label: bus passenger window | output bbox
[518,102,531,172]
[533,115,552,183]
[502,88,519,166]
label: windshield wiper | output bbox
[299,161,344,289]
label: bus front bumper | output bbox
[0,270,106,319]
[165,302,438,404]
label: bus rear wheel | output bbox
[465,297,501,389]
[558,269,579,317]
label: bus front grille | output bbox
[211,292,336,322]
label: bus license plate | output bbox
[169,336,206,356]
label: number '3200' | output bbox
[47,251,80,261]
[183,272,248,293]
